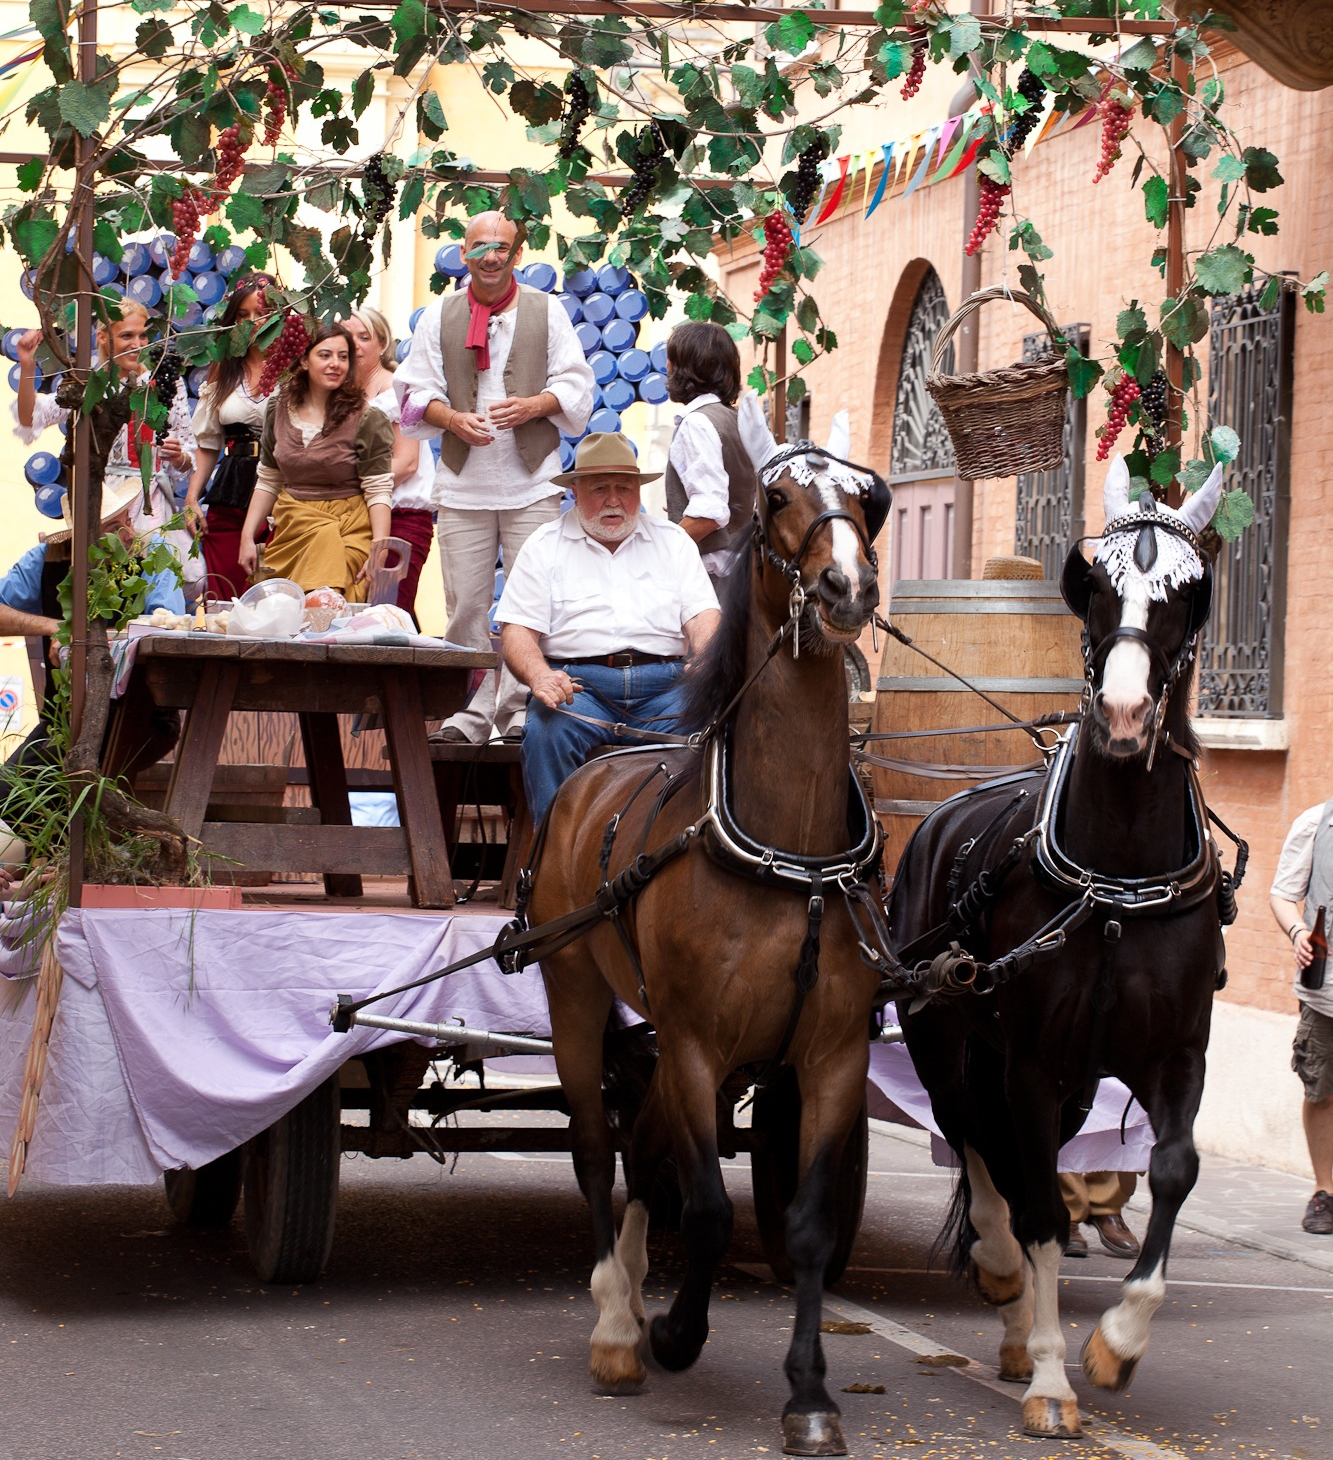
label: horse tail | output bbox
[930,1161,979,1282]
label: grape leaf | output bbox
[1142,175,1168,228]
[1242,146,1283,192]
[59,78,116,137]
[1212,487,1255,541]
[1066,349,1103,399]
[1194,244,1250,297]
[1208,425,1240,464]
[1211,154,1246,183]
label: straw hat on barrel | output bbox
[40,474,145,548]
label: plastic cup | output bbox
[127,274,162,308]
[650,340,668,373]
[187,240,215,274]
[33,483,66,519]
[215,244,247,276]
[92,254,119,287]
[435,244,467,278]
[147,234,177,269]
[395,339,411,363]
[120,242,151,277]
[409,305,425,333]
[614,288,648,322]
[520,262,557,293]
[588,406,622,434]
[192,271,226,307]
[574,321,602,356]
[603,377,636,412]
[557,293,583,325]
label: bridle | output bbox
[752,441,884,658]
[1068,509,1211,772]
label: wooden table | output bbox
[104,635,496,909]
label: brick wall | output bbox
[717,59,1333,1018]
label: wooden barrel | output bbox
[871,578,1084,870]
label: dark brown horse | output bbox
[528,420,888,1457]
[887,459,1234,1439]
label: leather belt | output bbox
[224,440,260,458]
[556,651,681,669]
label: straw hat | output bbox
[40,474,145,548]
[552,431,661,488]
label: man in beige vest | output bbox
[396,212,594,742]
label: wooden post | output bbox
[773,322,787,444]
[1164,45,1189,509]
[66,0,100,907]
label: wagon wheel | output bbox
[163,1148,243,1229]
[242,1075,341,1284]
[750,1071,869,1288]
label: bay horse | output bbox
[886,458,1237,1439]
[526,409,891,1457]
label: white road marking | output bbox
[734,1262,1194,1460]
[840,1265,1333,1295]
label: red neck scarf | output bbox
[125,416,154,468]
[464,278,519,373]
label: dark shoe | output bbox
[427,725,471,745]
[1302,1190,1333,1235]
[1064,1224,1088,1258]
[1089,1212,1141,1258]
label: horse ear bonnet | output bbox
[1060,546,1094,621]
[1187,557,1213,640]
[861,470,891,543]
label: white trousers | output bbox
[435,496,560,741]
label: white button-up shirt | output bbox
[669,392,742,576]
[394,287,594,512]
[1272,800,1333,1016]
[496,508,719,661]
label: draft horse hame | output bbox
[526,409,896,1458]
[888,458,1241,1438]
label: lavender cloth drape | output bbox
[0,907,1153,1186]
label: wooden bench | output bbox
[426,741,531,910]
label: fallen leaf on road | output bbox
[841,1382,886,1394]
[820,1321,871,1335]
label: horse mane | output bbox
[678,534,755,734]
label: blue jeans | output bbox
[522,660,685,822]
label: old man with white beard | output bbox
[495,432,720,822]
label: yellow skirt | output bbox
[264,493,371,602]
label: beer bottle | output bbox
[1301,905,1328,991]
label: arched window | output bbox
[889,269,956,580]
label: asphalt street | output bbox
[0,1110,1329,1460]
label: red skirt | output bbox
[390,507,436,620]
[201,505,267,602]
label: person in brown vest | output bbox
[238,322,394,600]
[663,321,758,584]
[395,211,594,743]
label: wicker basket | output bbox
[926,287,1069,479]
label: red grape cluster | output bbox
[754,209,793,302]
[1097,374,1141,460]
[257,312,311,397]
[212,124,248,200]
[1093,95,1135,184]
[170,187,206,277]
[263,82,288,147]
[964,176,1009,256]
[901,29,926,99]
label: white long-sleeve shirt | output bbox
[394,287,594,512]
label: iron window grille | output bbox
[888,268,955,485]
[1014,324,1089,576]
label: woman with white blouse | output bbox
[346,307,437,618]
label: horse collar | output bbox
[1031,730,1218,915]
[697,731,882,893]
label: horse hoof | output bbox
[997,1343,1033,1383]
[647,1313,701,1373]
[972,1261,1024,1307]
[781,1411,847,1456]
[589,1341,646,1393]
[1021,1396,1082,1439]
[1081,1326,1139,1392]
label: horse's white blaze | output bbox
[617,1199,650,1325]
[589,1253,642,1351]
[1097,1261,1166,1360]
[1024,1239,1077,1403]
[1100,575,1152,738]
[816,477,863,598]
[964,1145,1022,1279]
